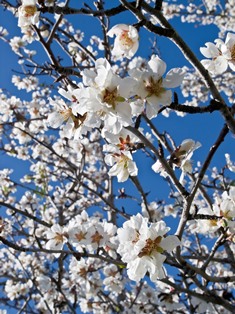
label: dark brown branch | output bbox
[159,99,223,115]
[39,2,136,17]
[0,236,125,266]
[119,0,175,37]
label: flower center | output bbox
[75,231,86,242]
[114,152,131,169]
[59,107,73,121]
[120,31,134,48]
[103,88,118,108]
[230,44,235,61]
[54,233,64,244]
[73,112,87,129]
[138,236,163,257]
[117,135,132,150]
[23,5,37,17]
[144,76,165,97]
[91,231,103,244]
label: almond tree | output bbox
[0,1,234,313]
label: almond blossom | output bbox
[18,0,40,30]
[47,97,90,139]
[129,55,185,118]
[45,224,68,255]
[79,58,136,134]
[107,24,139,60]
[168,139,201,173]
[200,32,235,74]
[117,214,180,282]
[104,150,138,182]
[152,139,201,182]
[221,32,235,71]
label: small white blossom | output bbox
[225,153,235,172]
[104,150,138,182]
[107,24,139,60]
[79,58,135,133]
[18,0,40,30]
[152,139,201,182]
[46,224,68,255]
[129,56,185,118]
[200,32,235,74]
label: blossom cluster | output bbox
[117,214,180,282]
[48,50,185,181]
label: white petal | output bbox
[160,235,181,252]
[163,68,185,88]
[128,160,138,177]
[107,24,129,37]
[47,112,65,128]
[200,42,220,58]
[148,56,166,76]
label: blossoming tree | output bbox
[0,0,235,313]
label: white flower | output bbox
[0,26,8,37]
[104,151,138,182]
[117,214,180,282]
[46,224,68,255]
[152,139,201,182]
[107,24,139,60]
[18,0,40,29]
[130,56,185,118]
[47,98,89,139]
[79,58,135,133]
[169,139,201,172]
[47,99,74,129]
[200,32,235,74]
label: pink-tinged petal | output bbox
[148,56,166,76]
[163,68,185,88]
[108,24,139,60]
